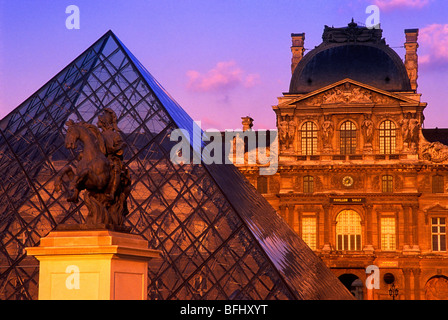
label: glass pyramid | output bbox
[0,31,353,300]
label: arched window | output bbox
[379,120,396,154]
[336,210,362,251]
[340,121,357,155]
[301,122,317,155]
[338,274,364,300]
[303,175,314,193]
[257,176,268,194]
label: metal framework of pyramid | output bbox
[0,31,353,300]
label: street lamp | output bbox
[389,283,399,300]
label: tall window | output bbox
[301,122,317,155]
[303,175,314,193]
[340,121,357,155]
[257,176,268,194]
[381,217,396,250]
[302,216,317,250]
[336,210,362,251]
[432,217,446,252]
[379,120,396,154]
[382,175,393,193]
[433,175,444,193]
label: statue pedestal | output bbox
[26,229,160,300]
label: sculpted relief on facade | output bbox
[361,114,374,152]
[321,115,334,151]
[420,139,448,163]
[279,84,448,165]
[278,114,296,151]
[299,84,398,106]
[400,112,420,152]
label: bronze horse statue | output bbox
[55,114,130,228]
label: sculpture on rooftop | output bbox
[54,108,131,229]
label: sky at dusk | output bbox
[1,0,448,131]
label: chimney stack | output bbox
[291,33,305,74]
[241,116,254,132]
[404,29,419,91]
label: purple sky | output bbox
[1,0,448,130]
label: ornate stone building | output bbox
[238,22,448,300]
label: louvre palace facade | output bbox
[237,21,448,300]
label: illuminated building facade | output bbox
[238,22,448,300]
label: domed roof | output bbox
[290,21,412,93]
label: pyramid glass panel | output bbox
[0,31,353,300]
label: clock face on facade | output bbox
[342,176,354,187]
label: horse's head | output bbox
[65,120,79,150]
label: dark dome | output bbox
[290,23,412,93]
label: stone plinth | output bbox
[26,229,160,300]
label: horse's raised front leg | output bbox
[67,167,90,203]
[54,166,75,193]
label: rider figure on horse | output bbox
[97,108,126,201]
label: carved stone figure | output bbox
[361,115,374,145]
[409,118,420,147]
[321,85,373,104]
[425,276,448,300]
[278,116,289,147]
[421,140,448,163]
[400,113,420,152]
[278,115,295,151]
[322,115,334,149]
[287,118,296,149]
[322,87,343,104]
[54,109,131,229]
[350,87,372,103]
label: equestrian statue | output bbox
[54,108,131,229]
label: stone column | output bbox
[411,204,420,250]
[403,268,412,300]
[412,268,421,300]
[322,203,331,251]
[315,210,320,250]
[279,204,287,221]
[364,204,374,251]
[287,204,295,229]
[402,204,411,247]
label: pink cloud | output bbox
[374,0,430,11]
[199,116,222,130]
[244,73,261,88]
[186,60,259,92]
[419,24,448,67]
